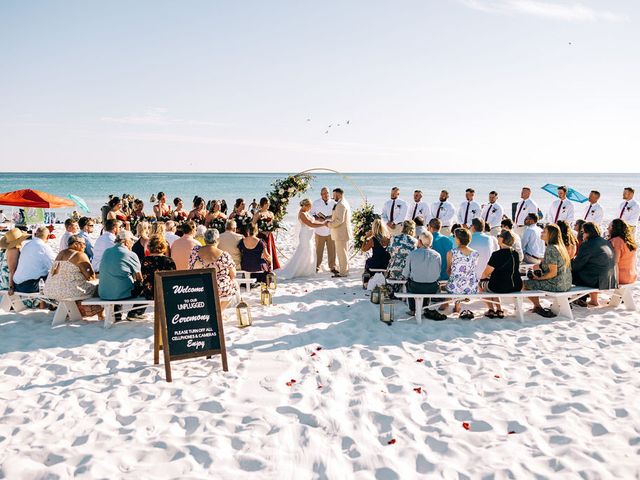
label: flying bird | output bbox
[346,120,350,125]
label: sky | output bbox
[0,0,638,173]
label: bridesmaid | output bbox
[205,200,227,230]
[187,196,207,225]
[252,197,280,270]
[173,197,189,223]
[153,191,172,221]
[229,198,250,232]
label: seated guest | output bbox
[132,221,150,263]
[386,220,418,285]
[449,223,461,239]
[164,221,180,248]
[480,230,522,318]
[608,218,637,285]
[172,197,189,222]
[572,222,617,307]
[446,227,479,315]
[402,231,445,320]
[153,191,172,221]
[557,220,578,259]
[469,218,499,280]
[59,218,79,252]
[218,219,244,267]
[106,196,130,230]
[92,219,120,273]
[171,221,200,270]
[129,199,147,228]
[43,234,103,319]
[78,216,95,260]
[414,216,426,237]
[0,228,31,298]
[238,222,271,283]
[13,226,55,293]
[521,213,545,265]
[574,219,586,247]
[98,230,144,321]
[524,224,572,317]
[363,218,391,275]
[141,234,176,300]
[189,228,237,310]
[500,218,523,262]
[195,224,208,246]
[428,218,454,281]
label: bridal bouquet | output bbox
[351,202,376,251]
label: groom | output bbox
[326,188,351,278]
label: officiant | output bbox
[311,187,337,274]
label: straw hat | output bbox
[0,228,31,250]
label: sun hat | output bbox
[0,228,31,249]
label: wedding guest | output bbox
[558,220,578,259]
[218,219,243,267]
[547,185,574,224]
[0,228,31,296]
[618,187,640,232]
[521,213,545,264]
[608,218,637,285]
[151,221,165,238]
[381,187,407,236]
[153,191,172,221]
[78,217,95,260]
[132,221,150,263]
[406,190,431,223]
[164,221,180,248]
[238,223,271,283]
[414,216,426,237]
[249,198,259,215]
[129,199,147,232]
[458,188,481,228]
[229,198,250,232]
[205,200,227,230]
[220,199,229,215]
[514,187,540,236]
[13,226,55,294]
[431,190,456,236]
[574,219,586,247]
[428,218,454,281]
[402,231,444,320]
[195,225,207,245]
[580,190,604,226]
[363,218,391,275]
[106,196,130,230]
[311,187,337,274]
[469,218,499,280]
[59,218,79,252]
[173,197,189,222]
[571,222,617,307]
[189,228,237,310]
[43,234,103,319]
[480,191,504,235]
[187,196,207,225]
[171,221,199,270]
[92,219,120,272]
[446,227,479,315]
[479,230,522,318]
[252,197,280,270]
[386,220,417,286]
[500,218,523,262]
[524,224,572,317]
[449,224,461,239]
[141,234,176,300]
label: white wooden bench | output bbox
[608,282,638,311]
[0,290,57,312]
[544,286,598,320]
[82,298,154,329]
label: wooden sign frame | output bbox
[154,268,228,382]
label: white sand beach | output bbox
[1,226,639,479]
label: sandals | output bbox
[533,306,557,318]
[459,310,474,320]
[425,309,447,321]
[496,310,504,319]
[484,309,497,318]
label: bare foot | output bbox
[453,302,461,314]
[588,301,599,307]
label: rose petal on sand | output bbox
[508,431,516,435]
[310,352,316,357]
[416,358,424,363]
[413,387,422,394]
[387,439,396,445]
[494,375,501,378]
[462,422,470,430]
[316,347,322,351]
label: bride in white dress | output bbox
[279,199,327,279]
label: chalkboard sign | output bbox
[154,269,228,382]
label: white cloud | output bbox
[460,0,628,22]
[101,107,231,127]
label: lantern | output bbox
[236,298,252,328]
[265,272,277,291]
[260,283,273,306]
[380,299,395,324]
[370,284,388,305]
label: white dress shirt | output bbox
[480,202,504,228]
[406,201,431,222]
[430,201,456,227]
[311,198,336,237]
[522,225,545,258]
[581,202,604,225]
[514,199,540,226]
[510,231,524,262]
[547,199,574,224]
[618,199,640,227]
[59,231,73,251]
[382,198,408,225]
[164,231,180,247]
[457,201,481,225]
[13,238,55,284]
[92,232,116,272]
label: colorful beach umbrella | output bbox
[540,184,588,204]
[68,194,90,213]
[0,188,75,208]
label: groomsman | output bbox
[547,185,574,224]
[406,190,431,223]
[513,187,540,236]
[480,191,504,235]
[381,187,407,235]
[618,187,640,232]
[431,190,456,236]
[457,188,481,228]
[311,187,337,274]
[580,190,604,226]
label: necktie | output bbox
[412,203,418,220]
[484,203,492,223]
[436,202,443,219]
[620,201,628,219]
[584,205,591,220]
[515,201,525,224]
[390,199,396,223]
[463,202,470,225]
[554,200,563,223]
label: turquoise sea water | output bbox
[1,172,638,222]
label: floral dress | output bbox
[0,250,9,290]
[446,248,480,294]
[141,255,176,299]
[188,246,238,300]
[386,234,418,287]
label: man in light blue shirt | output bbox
[428,218,454,280]
[521,213,546,264]
[78,217,95,261]
[469,218,499,279]
[402,231,443,319]
[99,230,141,301]
[13,226,55,293]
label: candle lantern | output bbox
[370,284,388,305]
[265,272,277,291]
[236,297,252,328]
[379,299,395,324]
[260,283,273,306]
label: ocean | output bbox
[1,172,638,223]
